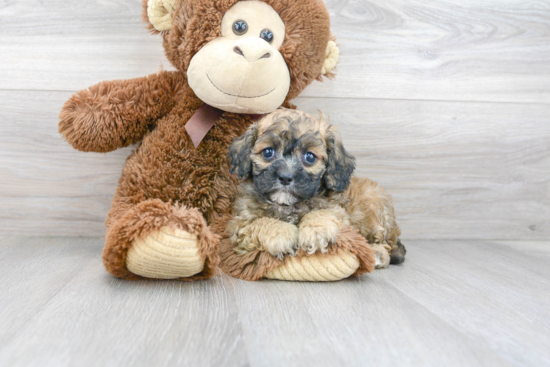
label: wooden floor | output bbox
[1,237,549,367]
[1,1,549,366]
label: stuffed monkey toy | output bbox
[59,0,342,280]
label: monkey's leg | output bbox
[102,199,219,280]
[264,226,376,281]
[345,177,406,268]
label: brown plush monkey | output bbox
[59,0,340,280]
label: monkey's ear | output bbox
[324,128,355,192]
[229,125,259,180]
[321,40,340,78]
[144,0,179,33]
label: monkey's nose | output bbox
[233,46,271,61]
[279,174,294,186]
[233,46,245,56]
[233,38,273,62]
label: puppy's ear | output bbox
[229,124,259,180]
[324,128,356,192]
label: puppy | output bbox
[227,109,405,268]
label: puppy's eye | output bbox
[260,29,274,44]
[233,20,248,35]
[304,152,317,165]
[262,148,275,160]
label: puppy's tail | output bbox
[390,239,407,265]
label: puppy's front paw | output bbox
[372,243,391,269]
[260,222,299,260]
[298,221,340,255]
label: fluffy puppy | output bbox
[223,109,405,279]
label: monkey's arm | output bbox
[59,70,184,153]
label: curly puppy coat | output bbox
[221,109,406,280]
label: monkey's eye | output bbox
[260,29,274,44]
[233,20,248,35]
[262,148,275,160]
[304,152,317,165]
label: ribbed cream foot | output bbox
[126,226,204,279]
[265,251,359,282]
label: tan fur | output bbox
[298,206,350,255]
[229,216,299,259]
[345,177,402,260]
[220,109,402,281]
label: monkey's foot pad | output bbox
[265,251,359,282]
[126,227,204,279]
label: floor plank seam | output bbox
[224,275,255,367]
[1,88,549,107]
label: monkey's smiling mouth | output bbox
[207,74,276,99]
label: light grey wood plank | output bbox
[379,239,550,366]
[0,0,173,92]
[0,89,131,236]
[0,239,248,367]
[1,90,548,239]
[1,236,549,366]
[490,240,550,255]
[0,236,99,346]
[1,0,549,103]
[311,0,550,103]
[229,275,512,367]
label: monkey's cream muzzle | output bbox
[188,36,290,114]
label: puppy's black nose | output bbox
[279,174,293,186]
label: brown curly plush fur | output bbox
[59,0,334,280]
